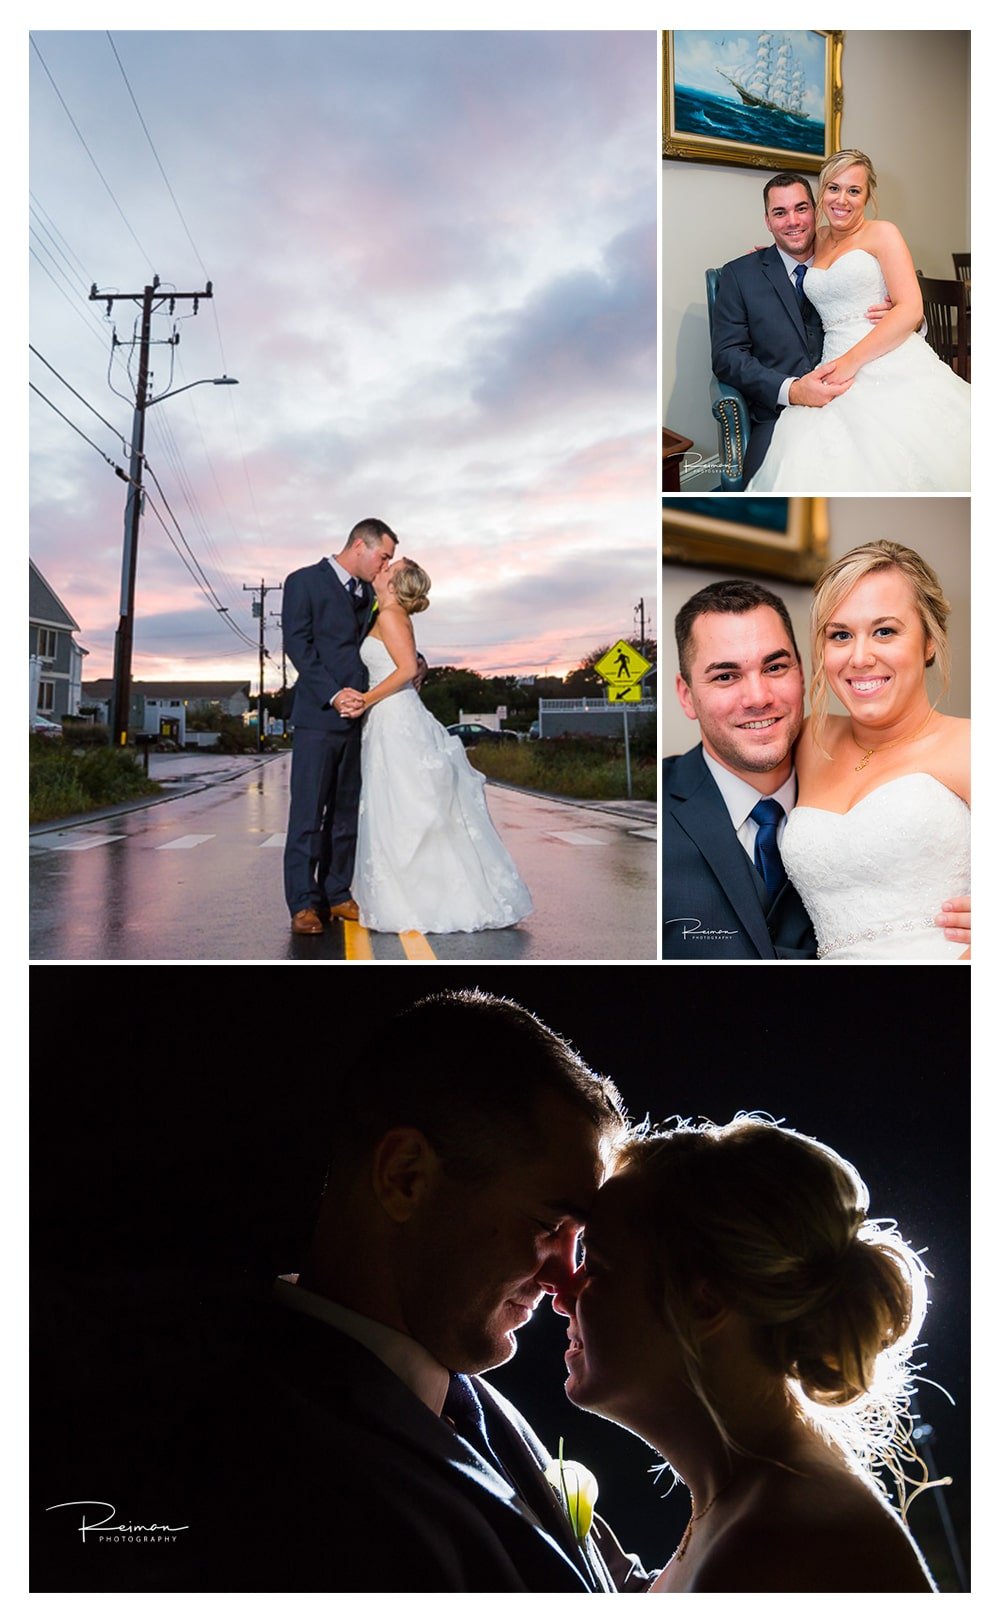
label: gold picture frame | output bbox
[662,30,843,173]
[662,497,829,584]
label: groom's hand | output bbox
[333,688,366,716]
[936,894,971,948]
[788,363,854,407]
[413,653,429,693]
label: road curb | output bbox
[29,755,280,837]
[484,780,657,824]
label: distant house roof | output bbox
[82,680,250,700]
[30,560,80,632]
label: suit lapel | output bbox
[759,245,809,348]
[476,1381,609,1590]
[669,751,776,958]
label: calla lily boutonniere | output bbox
[543,1438,599,1542]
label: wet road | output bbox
[30,754,657,961]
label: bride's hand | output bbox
[935,894,970,949]
[817,354,860,387]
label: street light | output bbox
[109,370,239,749]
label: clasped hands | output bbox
[789,296,892,406]
[334,689,366,717]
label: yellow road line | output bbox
[400,930,436,960]
[344,919,374,960]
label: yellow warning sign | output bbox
[594,640,652,703]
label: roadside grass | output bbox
[467,737,657,801]
[29,736,162,824]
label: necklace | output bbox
[674,1481,730,1562]
[851,707,935,772]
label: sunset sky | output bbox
[29,29,657,688]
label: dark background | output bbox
[32,964,969,1591]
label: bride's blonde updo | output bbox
[390,559,431,616]
[809,540,952,744]
[818,148,879,219]
[613,1116,928,1493]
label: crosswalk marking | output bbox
[400,931,436,960]
[260,834,285,848]
[156,834,217,850]
[548,831,607,845]
[344,919,374,960]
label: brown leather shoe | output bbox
[291,907,324,935]
[327,899,361,923]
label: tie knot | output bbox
[750,797,785,829]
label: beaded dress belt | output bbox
[816,915,938,959]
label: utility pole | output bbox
[244,581,281,751]
[634,596,647,656]
[90,277,228,747]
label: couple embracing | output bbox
[282,519,530,938]
[185,992,939,1592]
[713,150,970,492]
[663,541,971,960]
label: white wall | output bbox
[662,496,970,756]
[662,31,971,469]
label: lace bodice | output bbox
[781,774,970,960]
[803,249,892,361]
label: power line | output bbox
[30,34,155,274]
[29,343,131,451]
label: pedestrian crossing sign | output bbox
[594,639,651,703]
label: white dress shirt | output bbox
[274,1275,451,1416]
[702,748,797,863]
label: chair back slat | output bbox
[916,274,970,383]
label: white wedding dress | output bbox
[351,636,532,933]
[747,250,970,492]
[780,774,970,960]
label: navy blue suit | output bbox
[282,559,375,915]
[711,244,825,487]
[176,1295,651,1592]
[662,748,816,961]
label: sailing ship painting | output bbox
[666,31,836,169]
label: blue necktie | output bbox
[792,263,807,306]
[750,799,786,900]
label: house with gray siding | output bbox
[29,561,87,720]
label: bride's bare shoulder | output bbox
[691,1474,934,1593]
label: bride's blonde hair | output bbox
[390,559,431,616]
[808,540,952,750]
[614,1116,931,1509]
[818,149,878,220]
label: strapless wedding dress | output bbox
[351,637,532,933]
[780,774,970,960]
[747,250,970,492]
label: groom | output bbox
[181,992,650,1591]
[711,172,857,487]
[662,580,815,960]
[282,519,398,934]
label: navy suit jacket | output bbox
[177,1294,649,1592]
[710,244,825,484]
[283,559,375,731]
[662,747,816,961]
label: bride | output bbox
[554,1115,938,1592]
[782,541,970,960]
[343,556,532,934]
[748,150,970,492]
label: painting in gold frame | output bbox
[662,31,843,173]
[662,497,828,585]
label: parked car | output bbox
[528,720,540,740]
[30,715,63,737]
[446,722,520,747]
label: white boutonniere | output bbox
[543,1437,599,1542]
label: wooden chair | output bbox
[917,274,970,383]
[952,252,970,285]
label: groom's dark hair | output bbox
[330,991,626,1184]
[763,171,815,209]
[675,579,800,682]
[347,517,399,548]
